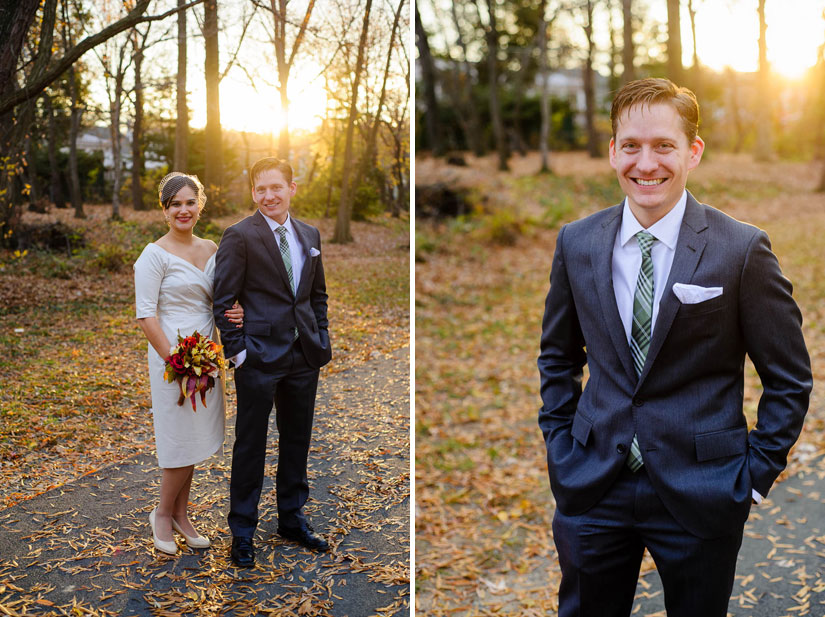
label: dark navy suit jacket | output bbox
[538,193,812,539]
[213,210,331,371]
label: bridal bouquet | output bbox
[164,331,225,411]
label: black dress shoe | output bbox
[277,522,330,551]
[231,536,255,567]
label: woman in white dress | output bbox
[134,172,242,555]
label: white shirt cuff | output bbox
[752,489,764,504]
[230,349,247,368]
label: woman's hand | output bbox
[225,301,244,328]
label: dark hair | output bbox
[158,172,207,211]
[249,157,294,189]
[611,78,700,143]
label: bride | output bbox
[134,172,242,555]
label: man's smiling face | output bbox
[609,102,704,227]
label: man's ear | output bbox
[608,137,617,170]
[688,136,705,170]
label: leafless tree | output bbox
[174,0,188,171]
[622,0,635,83]
[253,0,317,158]
[333,0,373,243]
[666,0,683,83]
[475,0,509,170]
[582,0,601,158]
[203,0,221,189]
[414,3,443,156]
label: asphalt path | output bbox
[632,448,825,616]
[0,346,410,617]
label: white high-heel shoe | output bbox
[172,516,211,548]
[149,507,178,555]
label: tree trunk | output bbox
[480,0,509,171]
[45,94,66,208]
[324,118,339,218]
[607,0,619,91]
[754,0,773,161]
[450,2,484,156]
[583,0,600,158]
[414,4,443,156]
[538,0,551,173]
[0,0,49,241]
[270,0,316,159]
[622,0,635,83]
[332,0,373,244]
[204,0,222,189]
[132,39,145,210]
[687,0,701,97]
[174,0,188,171]
[24,132,40,207]
[110,83,123,220]
[666,0,683,83]
[365,0,404,171]
[68,63,84,219]
[0,0,40,93]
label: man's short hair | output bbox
[611,78,700,143]
[249,157,294,188]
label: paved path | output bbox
[0,347,410,617]
[632,447,825,616]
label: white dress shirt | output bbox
[609,190,763,504]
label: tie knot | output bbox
[636,231,655,255]
[277,226,287,240]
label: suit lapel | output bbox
[636,193,708,388]
[291,218,314,296]
[592,205,638,384]
[252,210,293,293]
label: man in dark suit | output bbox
[214,157,332,567]
[538,78,812,616]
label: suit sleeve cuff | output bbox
[230,349,247,369]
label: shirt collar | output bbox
[619,190,686,251]
[260,211,294,236]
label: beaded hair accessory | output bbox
[157,172,207,210]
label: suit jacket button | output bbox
[617,444,627,454]
[632,397,643,407]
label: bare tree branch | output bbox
[0,0,205,116]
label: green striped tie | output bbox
[277,226,299,341]
[628,230,655,472]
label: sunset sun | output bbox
[689,0,823,79]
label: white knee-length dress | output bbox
[134,243,225,468]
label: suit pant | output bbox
[228,342,320,538]
[552,465,744,617]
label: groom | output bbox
[214,157,332,567]
[538,79,812,616]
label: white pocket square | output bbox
[672,283,723,304]
[310,247,321,257]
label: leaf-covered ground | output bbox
[0,346,409,617]
[415,152,825,615]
